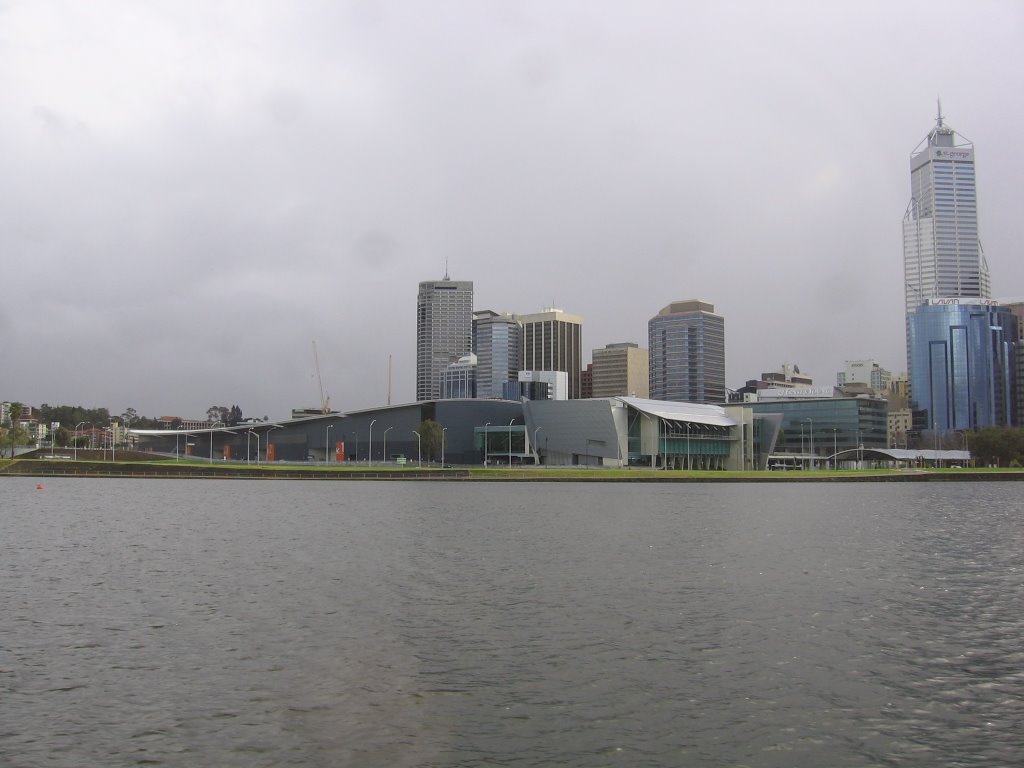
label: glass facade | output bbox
[749,398,889,458]
[472,311,521,399]
[648,301,725,404]
[908,303,1017,430]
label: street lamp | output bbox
[686,423,691,471]
[248,430,260,465]
[803,418,813,470]
[210,421,225,464]
[326,424,334,465]
[368,419,377,467]
[74,421,87,461]
[508,418,515,467]
[533,426,543,465]
[483,422,490,466]
[103,426,116,462]
[412,429,421,467]
[383,426,393,465]
[831,427,838,469]
[441,427,447,467]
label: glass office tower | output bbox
[908,302,1017,430]
[648,300,725,404]
[416,276,473,401]
[472,310,521,399]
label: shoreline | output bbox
[3,458,1023,482]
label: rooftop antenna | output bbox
[444,256,450,281]
[936,96,944,129]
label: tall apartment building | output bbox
[648,300,725,404]
[472,310,521,399]
[592,343,649,398]
[416,276,473,401]
[518,308,583,399]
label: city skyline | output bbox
[2,2,1023,420]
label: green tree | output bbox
[418,419,443,463]
[54,426,71,447]
[968,427,1024,467]
[3,401,27,458]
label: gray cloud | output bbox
[1,0,1022,418]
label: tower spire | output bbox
[936,96,944,129]
[444,256,449,281]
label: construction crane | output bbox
[312,340,331,414]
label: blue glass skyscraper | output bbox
[908,302,1017,430]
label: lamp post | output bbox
[441,427,447,467]
[325,424,333,465]
[74,421,87,461]
[803,418,813,470]
[508,419,515,467]
[832,427,838,469]
[686,423,691,471]
[412,430,421,467]
[210,421,225,464]
[483,422,490,466]
[368,419,377,466]
[383,426,393,465]
[248,430,260,465]
[533,426,543,465]
[176,426,183,462]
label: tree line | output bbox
[1,401,254,456]
[967,427,1024,468]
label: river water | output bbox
[1,479,1022,767]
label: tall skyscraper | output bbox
[648,300,725,403]
[903,105,1016,430]
[903,104,990,316]
[472,310,522,399]
[416,275,473,402]
[518,308,583,399]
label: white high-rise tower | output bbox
[903,102,990,315]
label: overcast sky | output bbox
[2,1,1022,420]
